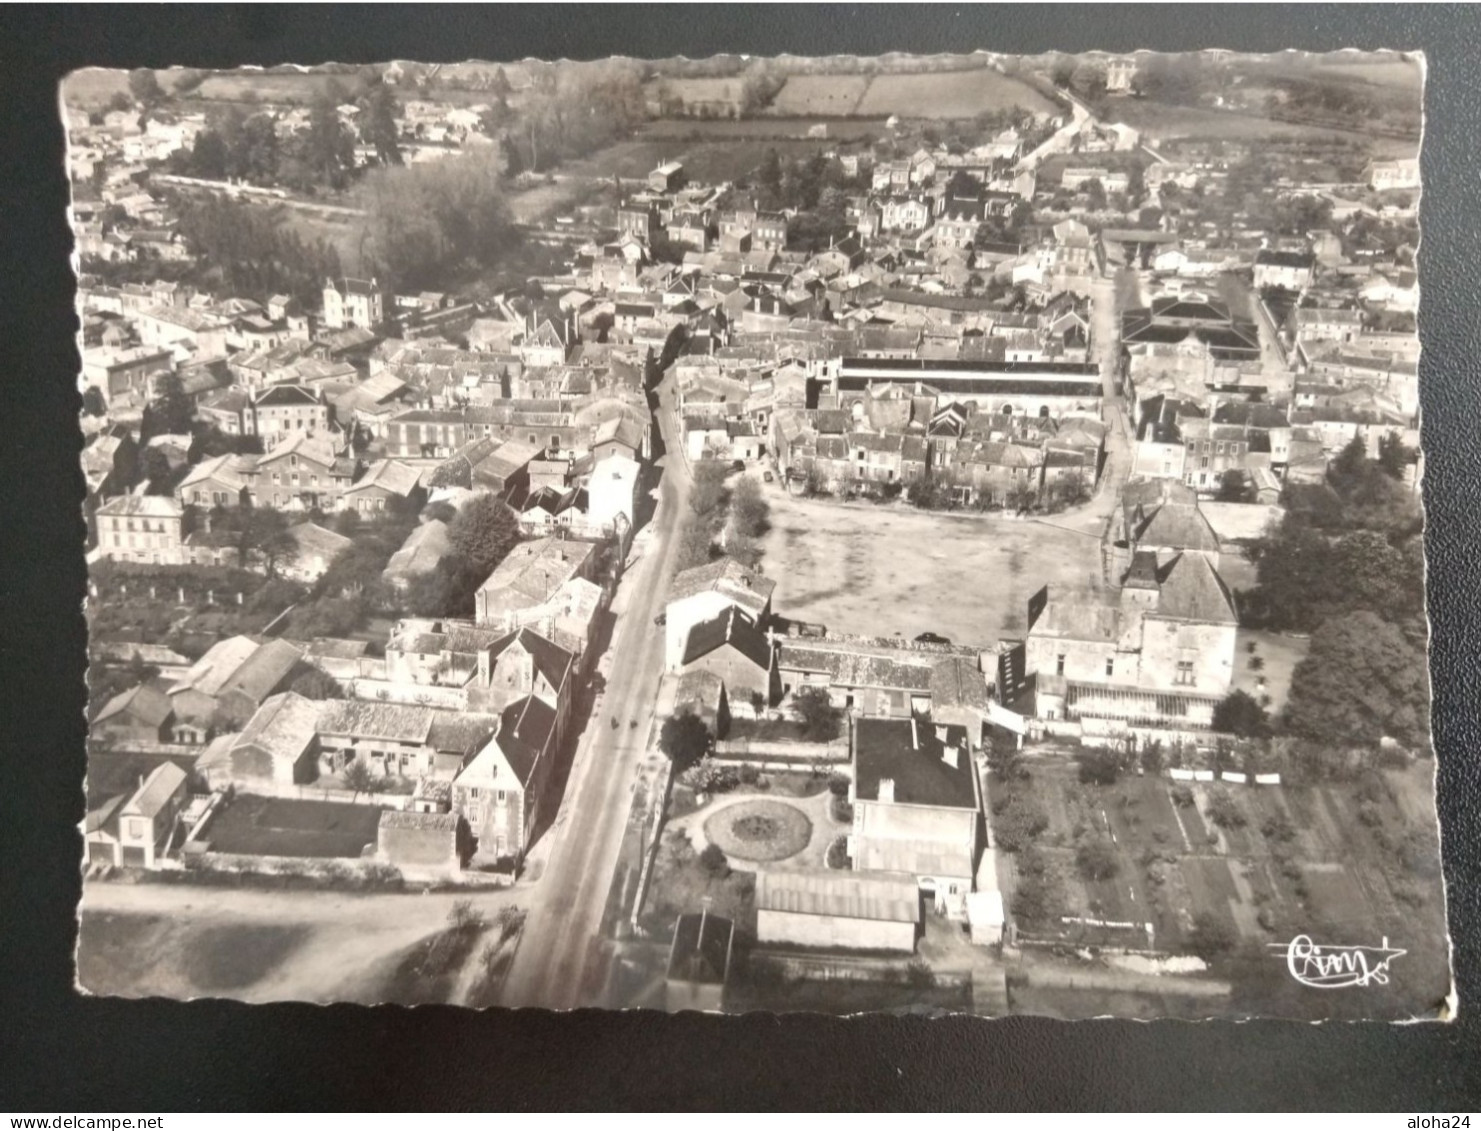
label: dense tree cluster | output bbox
[402,495,523,618]
[171,195,342,308]
[674,461,731,572]
[1237,437,1427,749]
[168,93,358,193]
[491,62,646,175]
[356,148,518,292]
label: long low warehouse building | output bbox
[831,358,1103,419]
[755,869,922,953]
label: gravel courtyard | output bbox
[758,489,1109,645]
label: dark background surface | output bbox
[1,5,1478,1111]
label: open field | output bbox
[758,488,1104,644]
[560,134,845,187]
[62,68,132,108]
[78,878,525,1003]
[201,795,383,859]
[1307,58,1423,89]
[638,117,888,141]
[1105,97,1419,157]
[77,912,311,998]
[769,74,872,116]
[853,69,1058,118]
[193,70,349,105]
[765,68,1056,120]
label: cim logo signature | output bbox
[1270,934,1406,989]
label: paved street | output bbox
[500,371,691,1009]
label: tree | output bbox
[140,447,174,494]
[1006,480,1040,513]
[1212,690,1272,739]
[1216,468,1255,504]
[288,92,357,192]
[1378,432,1410,480]
[127,69,164,108]
[446,495,521,578]
[342,757,374,800]
[290,667,345,700]
[81,386,108,417]
[332,509,362,538]
[660,711,711,773]
[731,476,769,539]
[149,372,195,437]
[1188,912,1237,963]
[757,147,783,198]
[1285,611,1429,747]
[698,843,729,878]
[359,82,403,166]
[235,506,295,577]
[1054,469,1091,507]
[792,686,843,743]
[358,148,518,291]
[1075,838,1120,882]
[1083,177,1108,211]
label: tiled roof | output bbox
[232,692,320,763]
[97,494,183,519]
[345,458,421,497]
[219,639,302,704]
[1134,501,1221,555]
[317,699,435,744]
[488,627,575,692]
[122,762,187,819]
[929,657,988,713]
[777,640,936,694]
[669,558,775,614]
[384,519,451,579]
[496,695,558,784]
[94,682,173,728]
[681,607,772,671]
[1028,595,1123,642]
[379,810,458,833]
[1154,552,1238,625]
[426,712,500,755]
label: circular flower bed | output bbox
[702,798,812,862]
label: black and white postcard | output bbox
[65,49,1450,1021]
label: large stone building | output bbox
[850,716,980,920]
[1023,546,1239,728]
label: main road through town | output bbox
[500,370,692,1010]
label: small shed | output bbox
[756,869,920,953]
[967,890,1005,947]
[665,909,735,1013]
[377,810,462,879]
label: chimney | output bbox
[878,777,895,804]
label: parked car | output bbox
[653,612,666,626]
[915,632,952,645]
[762,470,774,483]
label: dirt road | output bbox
[79,877,523,1004]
